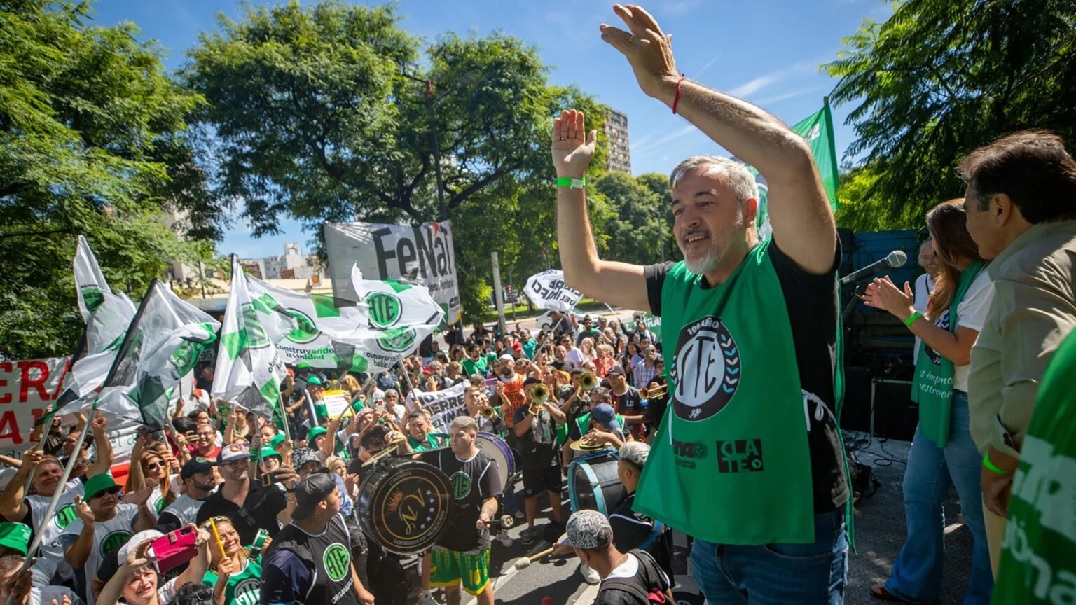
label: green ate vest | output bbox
[912,261,984,447]
[635,243,820,545]
[203,557,263,605]
[991,328,1076,605]
[408,432,449,452]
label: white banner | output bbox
[324,221,461,324]
[524,270,583,312]
[406,382,467,434]
[0,357,69,454]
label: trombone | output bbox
[639,384,667,400]
[579,372,599,391]
[529,383,551,414]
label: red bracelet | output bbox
[671,74,686,114]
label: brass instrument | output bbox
[639,384,667,400]
[480,406,499,419]
[579,372,599,391]
[529,383,550,414]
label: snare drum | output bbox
[567,451,627,515]
[357,458,451,555]
[474,432,515,492]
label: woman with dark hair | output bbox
[861,199,995,604]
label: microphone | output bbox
[840,250,907,286]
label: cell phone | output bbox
[150,526,198,573]
[260,470,285,487]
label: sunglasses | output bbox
[90,486,123,499]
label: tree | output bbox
[592,173,673,265]
[826,0,1076,225]
[0,0,217,360]
[183,0,608,322]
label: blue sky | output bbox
[90,0,892,260]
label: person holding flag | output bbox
[552,5,849,603]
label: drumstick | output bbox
[514,546,556,569]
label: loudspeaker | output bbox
[841,366,872,432]
[873,379,917,441]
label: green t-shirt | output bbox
[991,327,1076,604]
[408,432,448,452]
[461,356,488,377]
[203,558,262,605]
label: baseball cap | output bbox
[84,473,121,499]
[605,364,625,376]
[291,473,337,521]
[306,375,324,387]
[0,522,31,554]
[216,443,248,465]
[292,447,321,470]
[498,354,514,363]
[308,426,327,440]
[590,403,621,432]
[258,446,282,461]
[118,529,165,562]
[562,510,613,550]
[181,457,215,480]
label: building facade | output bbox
[603,107,631,174]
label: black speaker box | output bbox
[841,366,872,432]
[873,379,917,441]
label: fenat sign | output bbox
[324,221,460,324]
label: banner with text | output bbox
[0,357,69,454]
[524,270,583,313]
[406,382,467,434]
[324,221,461,324]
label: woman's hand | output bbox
[860,277,915,320]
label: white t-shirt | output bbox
[953,270,994,392]
[27,480,84,564]
[912,273,935,365]
[61,503,139,605]
[565,347,586,371]
[603,552,641,580]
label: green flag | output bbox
[791,100,840,210]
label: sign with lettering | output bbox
[324,221,460,324]
[405,382,467,434]
[524,270,583,313]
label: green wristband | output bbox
[904,312,924,328]
[982,453,1010,475]
[556,176,586,189]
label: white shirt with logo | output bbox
[61,503,138,605]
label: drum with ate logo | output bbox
[357,458,451,555]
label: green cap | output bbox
[306,375,324,387]
[0,522,31,555]
[258,446,282,460]
[269,433,286,448]
[83,473,120,499]
[308,426,327,440]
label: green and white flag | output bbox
[95,280,219,432]
[213,256,290,419]
[748,100,840,241]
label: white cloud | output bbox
[727,55,830,99]
[661,0,703,16]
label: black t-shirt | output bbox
[420,449,502,552]
[610,387,645,438]
[609,493,674,580]
[195,481,288,545]
[592,549,672,605]
[512,406,559,469]
[643,241,849,514]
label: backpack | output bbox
[600,549,673,605]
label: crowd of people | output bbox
[3,4,1074,605]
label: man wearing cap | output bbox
[0,521,62,591]
[512,377,567,544]
[304,375,329,424]
[0,417,113,585]
[156,458,218,533]
[568,401,627,454]
[492,356,526,430]
[610,442,673,579]
[62,473,157,605]
[261,474,373,605]
[195,443,297,545]
[561,510,673,605]
[605,366,646,440]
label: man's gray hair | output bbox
[669,155,760,204]
[619,441,650,469]
[450,415,478,433]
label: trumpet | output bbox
[480,406,499,419]
[529,383,551,414]
[639,384,667,400]
[579,372,599,391]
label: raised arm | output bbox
[88,416,114,478]
[600,4,836,274]
[0,448,42,520]
[553,110,651,312]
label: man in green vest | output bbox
[552,6,849,603]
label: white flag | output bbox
[524,270,583,313]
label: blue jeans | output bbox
[884,393,993,605]
[689,509,848,604]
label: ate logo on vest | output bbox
[323,543,351,581]
[671,316,741,422]
[55,503,78,529]
[233,578,260,605]
[450,471,472,499]
[100,530,133,556]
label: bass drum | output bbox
[568,451,627,516]
[358,458,451,555]
[474,432,515,492]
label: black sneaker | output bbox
[520,527,536,545]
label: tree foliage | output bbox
[0,0,216,359]
[592,172,679,265]
[826,0,1076,225]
